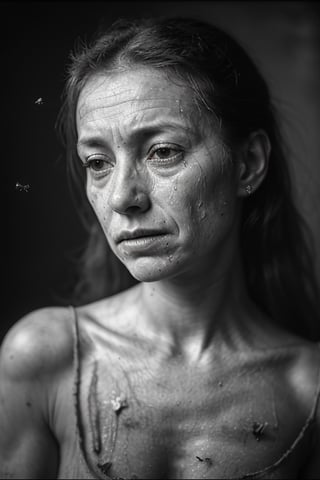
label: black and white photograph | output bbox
[1,1,320,478]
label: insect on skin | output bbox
[15,182,30,193]
[252,421,268,441]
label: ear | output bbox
[237,130,271,197]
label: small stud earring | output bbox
[245,184,253,195]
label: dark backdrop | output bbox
[2,1,320,341]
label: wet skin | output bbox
[1,67,320,479]
[63,292,320,480]
[76,68,240,287]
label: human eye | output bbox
[147,144,183,166]
[82,155,113,179]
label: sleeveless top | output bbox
[58,306,320,479]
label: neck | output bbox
[135,248,254,363]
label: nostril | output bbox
[110,189,151,215]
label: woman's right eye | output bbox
[82,157,113,177]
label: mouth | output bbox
[117,229,166,243]
[116,229,169,253]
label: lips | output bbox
[116,229,166,243]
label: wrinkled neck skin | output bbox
[134,235,255,365]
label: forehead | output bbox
[76,67,201,128]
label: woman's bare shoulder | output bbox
[260,323,320,412]
[289,338,320,409]
[0,306,75,381]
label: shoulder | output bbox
[265,326,320,407]
[288,340,320,411]
[250,316,320,411]
[0,306,76,381]
[294,342,320,477]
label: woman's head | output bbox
[58,16,320,339]
[76,66,257,284]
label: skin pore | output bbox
[76,67,262,363]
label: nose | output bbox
[108,163,151,215]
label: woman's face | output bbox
[76,67,241,282]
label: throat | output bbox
[132,272,249,362]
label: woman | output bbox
[1,16,320,479]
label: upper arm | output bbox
[298,424,320,479]
[0,308,73,478]
[297,345,320,479]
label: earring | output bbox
[245,184,253,195]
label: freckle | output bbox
[220,212,224,216]
[26,401,32,407]
[218,381,223,387]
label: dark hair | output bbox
[57,16,320,340]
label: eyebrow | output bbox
[77,121,193,151]
[77,138,107,150]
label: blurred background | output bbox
[2,1,320,341]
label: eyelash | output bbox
[82,156,113,178]
[147,144,183,165]
[81,143,184,178]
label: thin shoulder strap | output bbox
[69,306,108,479]
[69,306,87,462]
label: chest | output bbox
[69,357,312,479]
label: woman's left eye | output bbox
[148,145,183,164]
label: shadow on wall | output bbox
[2,1,320,341]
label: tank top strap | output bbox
[69,306,88,465]
[68,305,109,480]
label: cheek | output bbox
[165,166,235,245]
[87,184,110,228]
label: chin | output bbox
[123,256,180,283]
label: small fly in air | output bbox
[15,182,30,193]
[34,97,44,105]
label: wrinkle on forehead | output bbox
[78,102,190,126]
[77,69,195,124]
